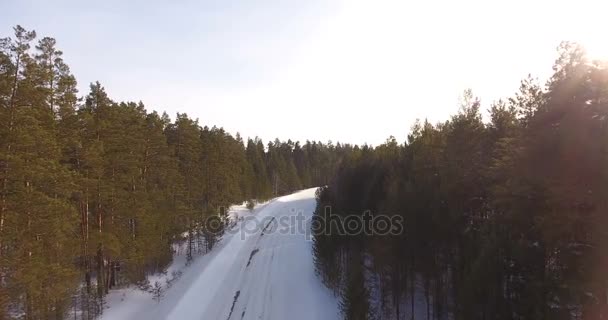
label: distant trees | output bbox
[313,43,608,320]
[3,24,605,320]
[0,26,348,319]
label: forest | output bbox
[0,26,351,319]
[1,24,607,320]
[312,43,608,319]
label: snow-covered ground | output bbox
[102,188,339,320]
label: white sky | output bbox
[2,0,608,145]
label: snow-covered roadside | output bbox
[100,200,273,320]
[102,188,339,320]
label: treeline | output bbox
[313,43,608,320]
[0,26,347,319]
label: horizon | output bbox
[2,0,607,145]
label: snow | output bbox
[102,188,339,320]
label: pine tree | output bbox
[340,253,373,320]
[0,26,79,319]
[246,138,271,200]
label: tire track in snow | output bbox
[163,188,338,320]
[226,291,240,320]
[246,249,259,267]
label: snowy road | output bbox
[103,188,339,320]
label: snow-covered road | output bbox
[103,188,339,320]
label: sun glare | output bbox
[585,41,608,61]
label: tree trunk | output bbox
[410,255,415,320]
[97,246,104,297]
[97,180,104,298]
[425,276,430,320]
[0,52,20,257]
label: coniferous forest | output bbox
[0,26,348,319]
[312,42,608,319]
[1,25,607,320]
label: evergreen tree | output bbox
[1,25,607,320]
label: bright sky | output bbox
[2,0,607,145]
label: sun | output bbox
[584,40,608,61]
[564,0,608,61]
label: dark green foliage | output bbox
[0,26,347,319]
[312,186,345,293]
[312,43,608,320]
[340,254,373,320]
[3,24,606,320]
